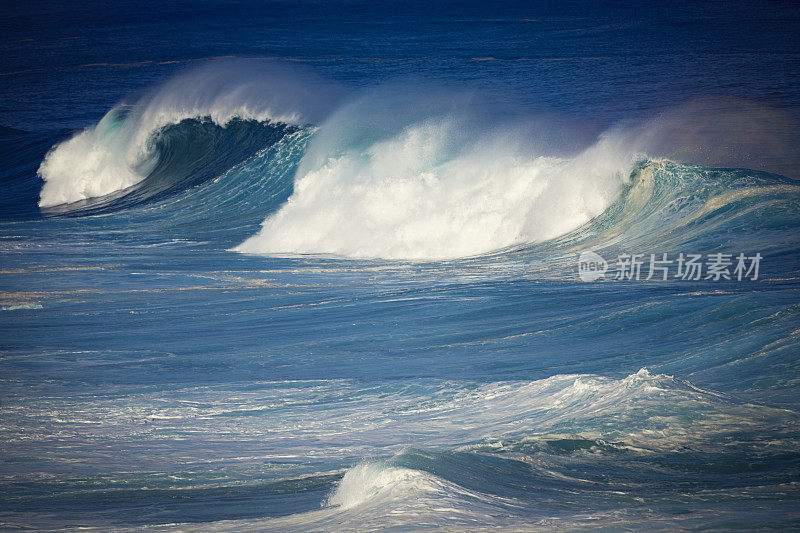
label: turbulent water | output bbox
[3,2,800,531]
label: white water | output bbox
[235,94,800,260]
[235,108,636,259]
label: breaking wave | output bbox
[37,60,338,209]
[35,61,800,260]
[234,98,636,259]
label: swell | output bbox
[30,120,800,267]
[242,371,800,530]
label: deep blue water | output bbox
[2,2,800,531]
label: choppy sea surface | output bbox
[2,2,800,530]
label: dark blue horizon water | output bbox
[2,2,800,531]
[3,1,800,129]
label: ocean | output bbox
[2,1,800,530]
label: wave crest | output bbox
[38,60,339,208]
[235,98,636,259]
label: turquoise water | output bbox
[2,2,800,530]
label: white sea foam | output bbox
[1,302,42,311]
[232,93,800,260]
[235,103,637,259]
[38,110,146,207]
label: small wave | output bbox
[27,371,800,532]
[325,462,455,510]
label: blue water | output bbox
[2,2,800,530]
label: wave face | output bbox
[41,115,298,215]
